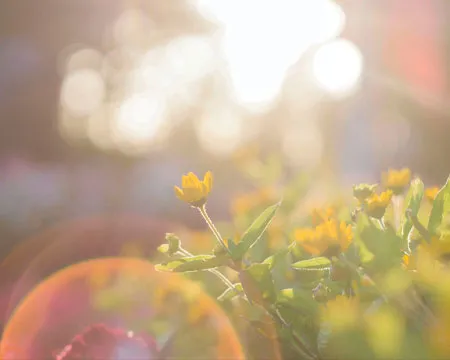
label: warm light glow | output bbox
[86,106,116,151]
[60,69,105,117]
[65,48,103,73]
[194,0,346,111]
[113,9,153,45]
[196,107,244,156]
[282,122,323,167]
[112,95,166,153]
[313,39,363,95]
[131,36,216,110]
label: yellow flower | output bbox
[174,171,213,207]
[418,236,450,262]
[294,228,325,255]
[322,295,360,331]
[352,183,377,203]
[365,190,393,219]
[382,168,411,195]
[310,207,335,226]
[295,219,352,256]
[317,219,353,254]
[425,187,440,203]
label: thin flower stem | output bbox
[392,195,403,231]
[338,254,384,298]
[273,309,318,360]
[198,205,231,255]
[178,248,236,292]
[379,218,386,230]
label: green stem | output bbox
[273,308,318,360]
[198,205,231,255]
[338,254,384,298]
[379,218,386,230]
[178,248,236,292]
[392,195,403,232]
[406,209,431,242]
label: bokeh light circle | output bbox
[0,258,244,359]
[60,69,105,117]
[312,38,363,96]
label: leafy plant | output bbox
[155,170,450,360]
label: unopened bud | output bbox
[165,233,181,255]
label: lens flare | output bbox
[313,39,364,96]
[0,216,171,323]
[0,258,244,359]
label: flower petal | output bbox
[187,172,200,186]
[174,186,185,200]
[182,175,191,188]
[203,171,213,193]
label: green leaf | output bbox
[292,257,331,270]
[263,248,289,270]
[401,178,424,241]
[217,283,243,301]
[232,202,281,260]
[354,214,375,264]
[358,216,403,273]
[154,254,228,272]
[428,176,450,235]
[276,288,318,313]
[239,263,276,305]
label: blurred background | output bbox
[1,0,450,333]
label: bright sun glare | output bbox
[58,1,362,154]
[112,95,166,153]
[313,38,364,95]
[196,0,346,111]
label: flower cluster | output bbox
[160,168,450,360]
[294,217,353,257]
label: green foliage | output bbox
[401,178,424,241]
[239,263,276,305]
[428,176,450,235]
[217,283,243,301]
[292,257,331,270]
[155,254,228,272]
[358,216,403,273]
[262,248,290,270]
[158,170,450,360]
[232,202,281,260]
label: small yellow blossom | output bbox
[322,295,360,331]
[352,183,377,203]
[382,168,411,195]
[310,207,335,226]
[418,236,450,262]
[365,190,393,219]
[294,228,324,255]
[425,187,440,203]
[174,171,213,207]
[295,219,352,256]
[402,253,415,270]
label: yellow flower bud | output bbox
[174,171,213,208]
